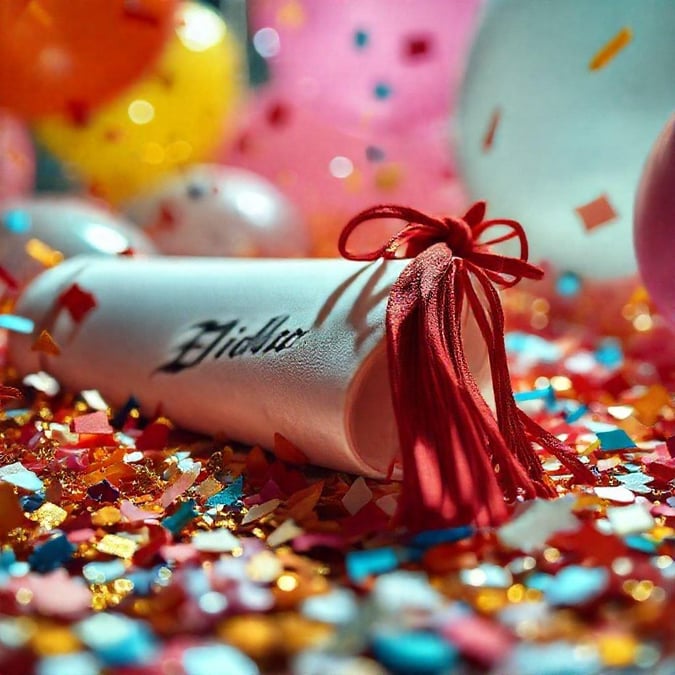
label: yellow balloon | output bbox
[36,2,243,203]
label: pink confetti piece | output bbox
[71,411,113,435]
[8,570,92,619]
[160,464,202,508]
[120,499,162,522]
[341,477,373,515]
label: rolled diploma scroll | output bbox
[9,256,491,478]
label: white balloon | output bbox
[124,165,311,258]
[457,0,675,279]
[0,197,156,287]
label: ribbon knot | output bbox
[338,201,543,289]
[339,201,595,531]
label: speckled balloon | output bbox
[124,165,311,258]
[0,197,156,288]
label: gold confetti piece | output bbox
[31,625,81,656]
[374,164,403,191]
[30,329,61,356]
[91,506,122,527]
[278,0,305,28]
[96,534,137,559]
[590,27,633,71]
[29,502,68,530]
[25,238,64,268]
[194,474,223,499]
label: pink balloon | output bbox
[249,0,482,135]
[0,109,34,202]
[223,86,468,255]
[634,114,675,328]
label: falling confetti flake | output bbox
[589,27,633,70]
[575,194,618,232]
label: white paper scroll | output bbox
[10,256,491,478]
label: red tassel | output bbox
[339,202,595,532]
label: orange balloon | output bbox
[0,0,177,119]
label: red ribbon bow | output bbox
[340,202,595,531]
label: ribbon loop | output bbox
[339,202,543,288]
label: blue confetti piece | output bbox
[36,652,101,675]
[111,395,141,428]
[544,566,608,606]
[2,209,31,234]
[183,644,259,675]
[346,547,399,582]
[82,559,127,584]
[514,385,556,407]
[20,492,45,512]
[595,338,623,368]
[564,403,588,424]
[408,525,473,550]
[596,429,637,451]
[76,613,157,667]
[505,332,562,362]
[162,499,198,535]
[126,566,164,596]
[371,631,458,675]
[0,462,44,492]
[28,532,75,573]
[206,475,244,507]
[365,145,386,162]
[525,572,554,592]
[624,534,659,554]
[353,29,369,48]
[556,270,582,297]
[0,314,34,334]
[373,82,392,99]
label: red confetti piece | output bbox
[31,329,61,356]
[266,102,291,128]
[482,108,501,151]
[0,385,21,401]
[57,283,98,322]
[575,194,618,232]
[0,266,19,291]
[136,420,171,450]
[273,432,309,465]
[122,0,161,26]
[404,34,432,59]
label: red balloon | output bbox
[0,0,177,119]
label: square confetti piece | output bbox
[596,429,636,451]
[575,194,617,232]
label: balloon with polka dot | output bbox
[249,0,483,136]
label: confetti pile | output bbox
[0,323,673,675]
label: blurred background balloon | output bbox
[124,164,311,257]
[249,0,482,136]
[457,0,675,282]
[35,2,244,204]
[223,85,468,255]
[0,197,156,289]
[634,115,675,329]
[0,109,35,203]
[0,0,177,120]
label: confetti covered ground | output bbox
[0,311,673,675]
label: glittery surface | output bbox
[0,311,673,674]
